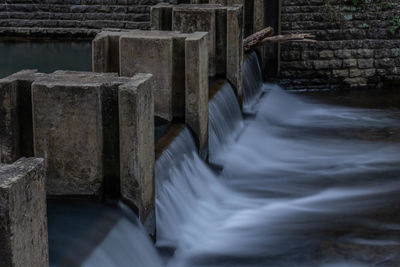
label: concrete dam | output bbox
[1,0,400,266]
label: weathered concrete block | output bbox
[151,3,173,30]
[119,73,154,221]
[0,70,43,164]
[173,4,218,76]
[150,4,244,83]
[119,33,177,121]
[227,5,243,99]
[185,32,209,149]
[0,79,18,163]
[0,157,48,267]
[92,31,122,73]
[210,0,251,36]
[31,71,130,196]
[93,30,211,148]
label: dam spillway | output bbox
[1,1,400,266]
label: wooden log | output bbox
[243,27,274,52]
[243,29,316,52]
[261,33,316,44]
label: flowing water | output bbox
[154,52,400,266]
[242,51,263,113]
[208,82,244,164]
[48,200,163,267]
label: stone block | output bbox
[343,59,357,68]
[185,32,209,149]
[343,77,367,87]
[119,73,155,221]
[31,71,130,196]
[319,50,334,59]
[172,5,218,76]
[332,69,349,78]
[0,157,48,267]
[0,70,42,164]
[226,5,243,99]
[357,58,374,69]
[349,68,362,78]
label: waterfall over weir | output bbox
[208,82,244,163]
[242,51,264,113]
[155,85,400,266]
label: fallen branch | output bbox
[261,33,316,44]
[243,29,316,52]
[243,27,274,52]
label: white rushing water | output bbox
[208,82,244,164]
[155,79,400,266]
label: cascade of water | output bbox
[48,201,163,267]
[156,85,400,267]
[208,82,244,164]
[242,51,263,113]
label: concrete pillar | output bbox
[0,70,42,163]
[119,73,154,221]
[185,32,209,150]
[253,0,266,74]
[227,5,244,100]
[0,157,49,267]
[151,3,173,31]
[92,31,121,73]
[210,0,252,37]
[0,79,19,163]
[172,5,218,76]
[31,71,132,196]
[119,33,179,121]
[92,30,211,151]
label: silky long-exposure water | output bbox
[154,52,400,266]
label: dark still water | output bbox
[0,40,92,78]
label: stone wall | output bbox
[280,0,400,90]
[0,0,174,37]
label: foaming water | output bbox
[157,85,400,267]
[48,201,163,267]
[208,82,244,163]
[243,51,263,112]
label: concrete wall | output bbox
[280,0,400,90]
[0,0,175,37]
[0,157,48,267]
